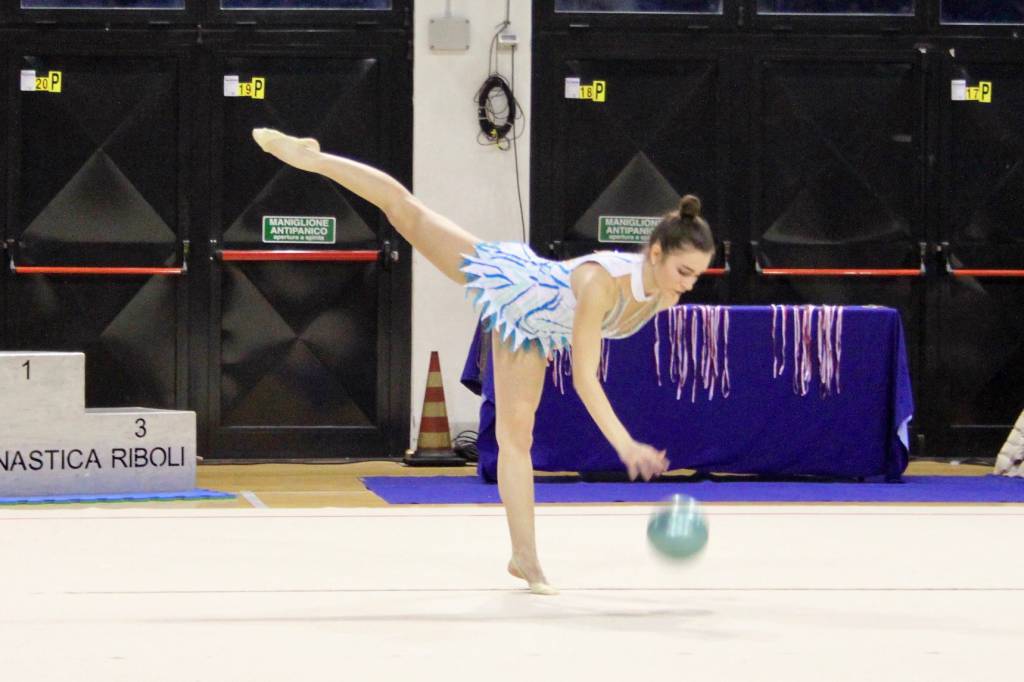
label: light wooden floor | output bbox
[195,460,474,508]
[2,459,995,510]
[182,459,994,510]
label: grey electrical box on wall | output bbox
[429,15,470,51]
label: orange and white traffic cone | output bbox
[404,351,466,466]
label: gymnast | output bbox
[252,128,715,594]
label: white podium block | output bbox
[1,352,197,498]
[0,352,85,420]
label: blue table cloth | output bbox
[461,305,913,483]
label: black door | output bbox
[6,48,191,410]
[933,44,1024,456]
[207,37,411,458]
[748,46,928,440]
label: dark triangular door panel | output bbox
[557,57,722,248]
[532,39,731,302]
[570,152,683,241]
[754,57,921,256]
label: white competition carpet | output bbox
[0,505,1020,681]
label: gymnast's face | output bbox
[649,245,713,298]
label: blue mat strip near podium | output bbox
[362,475,1024,505]
[0,489,235,505]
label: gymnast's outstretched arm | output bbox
[571,266,668,481]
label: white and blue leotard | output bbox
[461,241,661,355]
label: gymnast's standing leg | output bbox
[253,128,557,593]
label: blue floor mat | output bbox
[0,489,236,505]
[362,475,1024,505]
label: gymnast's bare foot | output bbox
[252,127,320,155]
[508,555,559,596]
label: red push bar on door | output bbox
[948,268,1024,278]
[14,265,186,275]
[941,243,1024,278]
[758,266,923,277]
[752,241,926,277]
[7,241,189,275]
[218,249,381,263]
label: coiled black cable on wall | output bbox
[474,0,527,240]
[476,74,516,145]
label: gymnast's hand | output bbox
[617,440,669,481]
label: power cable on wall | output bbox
[475,0,527,241]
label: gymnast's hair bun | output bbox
[678,195,702,219]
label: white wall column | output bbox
[411,0,532,445]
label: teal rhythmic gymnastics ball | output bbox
[647,494,708,560]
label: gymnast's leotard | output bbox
[461,241,661,355]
